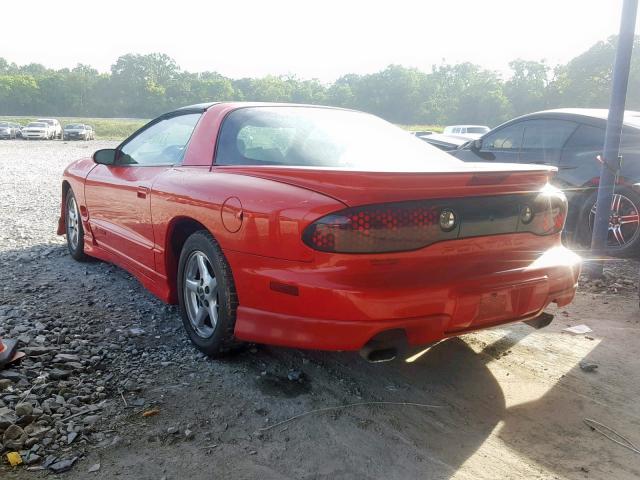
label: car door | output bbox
[84,112,201,275]
[455,122,525,163]
[557,123,605,193]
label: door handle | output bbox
[137,186,149,199]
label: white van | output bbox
[442,125,490,140]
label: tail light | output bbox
[302,186,568,254]
[302,202,458,253]
[518,186,567,236]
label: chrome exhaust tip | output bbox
[359,330,407,363]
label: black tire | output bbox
[576,186,640,257]
[65,190,89,261]
[177,231,240,357]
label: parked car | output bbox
[452,108,640,255]
[443,125,490,139]
[37,118,62,139]
[63,124,95,141]
[22,122,53,140]
[417,133,470,151]
[59,102,580,359]
[0,122,21,139]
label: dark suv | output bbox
[453,109,640,255]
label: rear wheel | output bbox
[177,231,240,357]
[65,190,88,261]
[578,187,640,257]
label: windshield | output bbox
[466,127,489,133]
[27,122,46,128]
[65,124,84,129]
[217,107,462,171]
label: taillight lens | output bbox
[302,187,568,254]
[302,202,458,253]
[518,186,567,236]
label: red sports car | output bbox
[58,103,581,361]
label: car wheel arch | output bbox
[58,181,72,234]
[165,216,216,303]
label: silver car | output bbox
[0,122,20,139]
[63,124,95,141]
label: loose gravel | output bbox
[0,140,359,476]
[0,141,220,470]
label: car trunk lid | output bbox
[216,163,555,207]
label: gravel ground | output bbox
[1,140,640,479]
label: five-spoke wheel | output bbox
[65,190,87,261]
[580,187,640,256]
[177,231,239,356]
[183,251,219,338]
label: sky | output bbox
[2,0,639,82]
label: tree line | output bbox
[1,36,639,127]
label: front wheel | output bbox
[65,190,88,261]
[177,231,240,357]
[577,187,640,257]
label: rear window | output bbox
[216,107,461,171]
[467,127,489,134]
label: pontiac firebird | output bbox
[58,102,581,360]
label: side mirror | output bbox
[93,149,117,165]
[471,139,483,151]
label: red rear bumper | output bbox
[226,234,580,351]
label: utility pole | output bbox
[590,0,638,276]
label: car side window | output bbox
[560,124,605,167]
[118,113,201,166]
[234,125,296,164]
[520,119,577,164]
[522,120,577,149]
[482,123,525,151]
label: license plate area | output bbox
[450,277,549,331]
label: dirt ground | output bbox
[1,140,639,479]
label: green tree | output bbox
[0,35,639,125]
[504,59,550,116]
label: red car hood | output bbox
[214,163,556,207]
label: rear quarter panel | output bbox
[150,167,345,274]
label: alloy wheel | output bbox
[66,196,80,251]
[588,193,640,248]
[183,251,219,338]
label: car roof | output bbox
[171,101,354,114]
[513,108,640,129]
[174,102,219,111]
